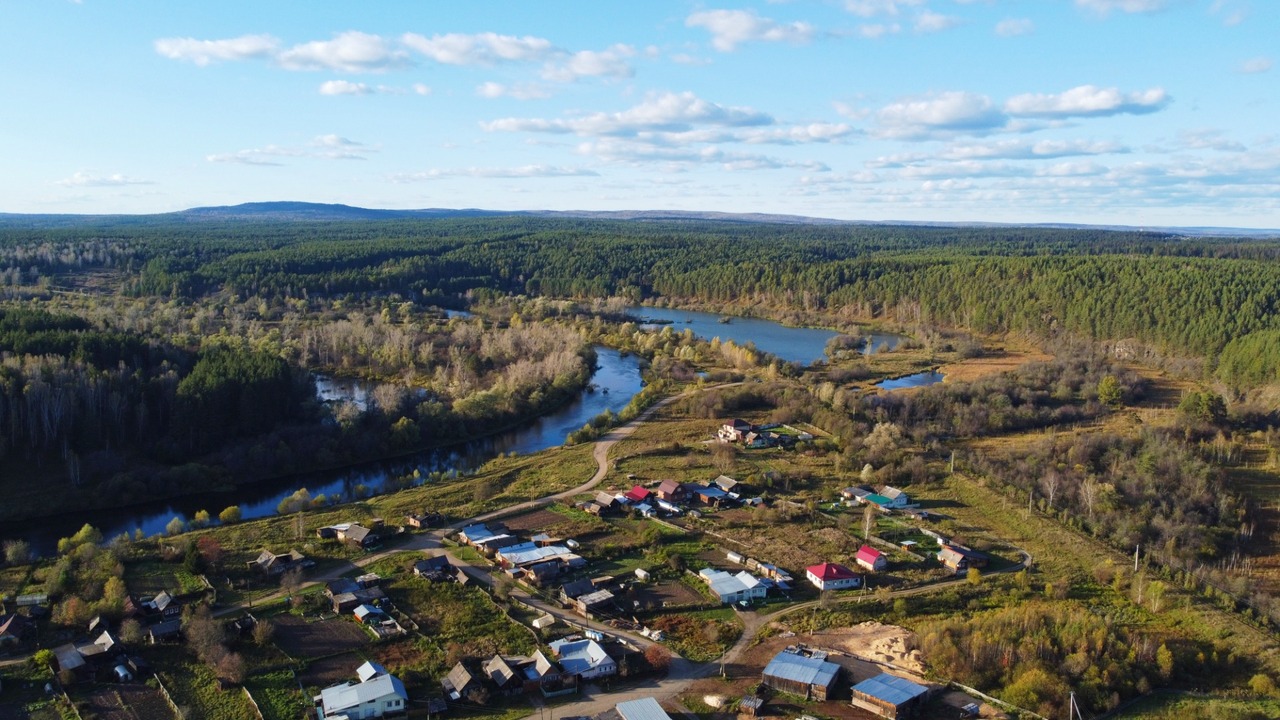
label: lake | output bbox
[874,370,946,391]
[628,306,909,364]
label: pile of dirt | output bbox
[823,621,926,676]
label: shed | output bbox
[855,545,888,572]
[850,673,929,719]
[761,650,841,701]
[617,697,675,720]
[634,568,651,582]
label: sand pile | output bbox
[827,621,926,675]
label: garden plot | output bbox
[76,684,177,720]
[297,651,366,689]
[272,614,369,659]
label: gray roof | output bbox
[852,673,928,707]
[549,638,612,676]
[356,661,387,682]
[54,644,85,671]
[561,579,596,598]
[485,655,521,686]
[762,651,840,689]
[318,672,407,714]
[617,697,674,720]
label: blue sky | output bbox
[3,0,1277,227]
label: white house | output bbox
[698,569,768,604]
[878,486,910,508]
[804,562,862,591]
[315,661,408,719]
[548,637,617,680]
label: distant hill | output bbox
[0,201,1276,237]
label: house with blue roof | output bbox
[850,672,929,719]
[761,649,842,700]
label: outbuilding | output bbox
[850,673,929,719]
[761,649,841,701]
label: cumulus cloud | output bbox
[914,11,960,33]
[542,45,636,81]
[476,81,551,100]
[277,31,410,72]
[153,34,279,66]
[940,138,1127,160]
[577,137,827,171]
[483,91,774,136]
[391,165,599,181]
[1074,0,1168,15]
[56,172,154,187]
[1239,57,1272,74]
[1004,84,1169,118]
[685,9,815,51]
[844,0,925,18]
[995,18,1034,36]
[400,32,554,65]
[858,23,902,38]
[876,91,1005,138]
[319,80,372,95]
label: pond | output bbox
[628,305,909,364]
[874,370,946,391]
[11,347,643,555]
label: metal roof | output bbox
[549,638,612,675]
[762,650,840,689]
[851,673,928,707]
[318,673,407,714]
[617,697,674,720]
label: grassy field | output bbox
[1112,692,1280,719]
[151,646,258,720]
[243,670,309,720]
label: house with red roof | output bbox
[623,485,651,504]
[804,563,862,591]
[855,545,887,572]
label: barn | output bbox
[761,649,841,701]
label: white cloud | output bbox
[576,137,826,171]
[941,138,1126,160]
[413,83,432,95]
[1074,0,1169,15]
[483,91,774,137]
[685,9,815,52]
[876,91,1005,138]
[543,45,636,81]
[1005,85,1168,118]
[1239,57,1272,74]
[319,80,372,96]
[277,31,409,72]
[1210,0,1249,26]
[207,135,376,165]
[153,34,279,66]
[400,32,554,65]
[914,11,960,33]
[844,0,925,18]
[476,81,551,100]
[56,172,154,187]
[391,165,599,181]
[995,18,1034,36]
[858,23,902,38]
[740,123,855,144]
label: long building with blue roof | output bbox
[849,672,929,719]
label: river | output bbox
[11,347,642,555]
[628,306,908,364]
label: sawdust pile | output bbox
[825,621,925,676]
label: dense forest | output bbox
[2,217,1279,371]
[1,214,1278,521]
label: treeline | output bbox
[970,432,1238,569]
[919,600,1239,717]
[3,218,1279,370]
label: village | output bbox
[0,412,1026,720]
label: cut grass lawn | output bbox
[243,670,309,720]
